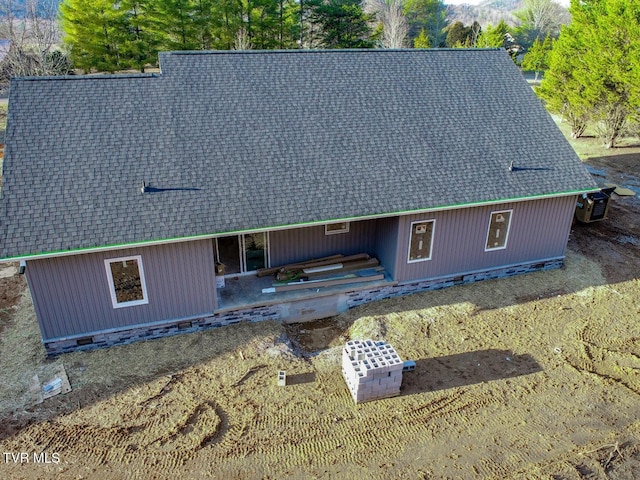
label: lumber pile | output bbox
[259,253,385,294]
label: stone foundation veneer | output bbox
[344,258,564,309]
[43,258,563,356]
[44,306,281,356]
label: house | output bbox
[0,49,598,355]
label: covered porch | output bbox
[213,216,401,321]
[216,269,396,322]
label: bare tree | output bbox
[0,0,70,90]
[517,0,569,40]
[363,0,409,49]
[234,27,254,50]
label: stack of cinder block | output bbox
[341,339,403,404]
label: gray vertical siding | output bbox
[24,196,576,342]
[374,216,400,279]
[269,220,378,267]
[26,240,217,340]
[395,196,577,282]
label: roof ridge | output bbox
[161,48,502,56]
[11,72,159,83]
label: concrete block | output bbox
[378,376,392,387]
[403,360,416,372]
[373,370,391,380]
[359,383,373,393]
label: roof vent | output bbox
[509,161,514,172]
[140,181,147,193]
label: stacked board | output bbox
[260,253,384,293]
[341,339,403,404]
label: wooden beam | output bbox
[278,258,380,281]
[262,273,385,293]
[256,254,344,277]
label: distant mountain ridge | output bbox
[446,0,524,28]
[0,0,60,18]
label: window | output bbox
[325,222,350,235]
[485,210,512,251]
[408,220,435,263]
[104,255,148,308]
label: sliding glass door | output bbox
[216,232,269,275]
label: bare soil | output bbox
[0,131,639,479]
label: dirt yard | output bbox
[0,130,639,479]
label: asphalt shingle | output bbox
[0,49,597,259]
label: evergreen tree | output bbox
[404,0,447,47]
[121,0,159,71]
[152,0,201,50]
[60,0,130,72]
[476,19,521,60]
[521,34,552,82]
[413,28,429,48]
[539,0,640,147]
[537,21,589,138]
[445,21,479,48]
[305,0,374,49]
[476,20,508,48]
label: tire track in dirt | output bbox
[221,384,506,472]
[2,374,233,473]
[147,400,222,451]
[570,322,640,396]
[190,343,559,476]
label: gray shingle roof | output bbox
[0,49,597,259]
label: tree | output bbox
[515,0,569,49]
[476,20,506,48]
[363,0,408,48]
[60,0,301,71]
[413,27,429,48]
[120,0,159,71]
[0,0,71,87]
[476,20,521,59]
[537,22,589,138]
[151,0,202,50]
[445,21,479,48]
[60,0,130,72]
[209,0,299,50]
[404,0,447,48]
[521,34,552,82]
[305,0,373,49]
[540,0,640,148]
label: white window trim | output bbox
[325,222,350,235]
[104,255,149,309]
[484,209,513,252]
[407,219,436,264]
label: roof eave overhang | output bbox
[0,189,597,263]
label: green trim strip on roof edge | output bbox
[1,189,596,262]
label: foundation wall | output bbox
[43,257,563,356]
